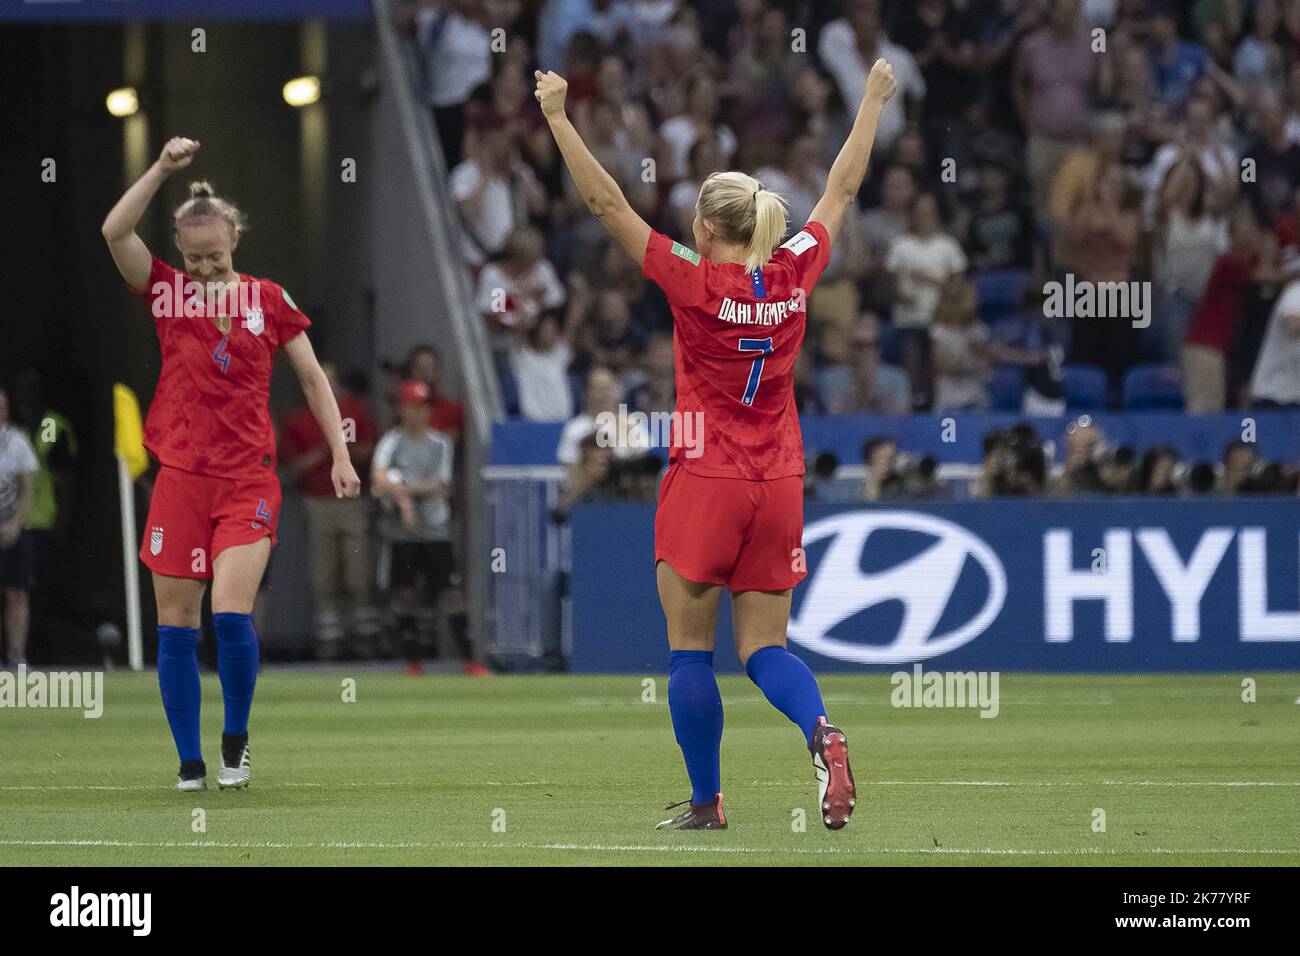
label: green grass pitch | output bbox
[2,671,1298,866]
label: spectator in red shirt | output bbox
[404,344,465,443]
[282,362,379,658]
[1183,206,1266,413]
[1273,185,1300,251]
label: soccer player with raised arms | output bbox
[535,59,898,830]
[102,137,361,791]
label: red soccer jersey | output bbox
[642,219,832,479]
[138,257,311,480]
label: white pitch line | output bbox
[5,779,1300,793]
[0,780,555,793]
[1101,780,1300,787]
[1,839,1297,857]
[753,780,1300,788]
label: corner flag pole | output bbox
[113,384,148,672]
[117,455,143,671]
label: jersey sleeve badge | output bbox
[670,242,701,266]
[780,230,818,256]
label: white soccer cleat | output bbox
[176,761,207,792]
[217,736,251,789]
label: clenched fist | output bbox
[534,70,568,119]
[158,137,200,172]
[865,59,897,104]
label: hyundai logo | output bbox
[789,511,1007,663]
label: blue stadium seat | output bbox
[1063,364,1108,410]
[988,363,1024,411]
[1122,363,1184,410]
[496,352,521,417]
[974,269,1029,323]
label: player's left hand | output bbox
[332,460,361,498]
[534,70,568,119]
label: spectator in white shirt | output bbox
[657,73,738,182]
[1142,97,1239,230]
[887,193,968,330]
[537,0,596,72]
[1233,0,1287,98]
[1250,274,1300,408]
[508,309,577,422]
[859,163,916,312]
[627,0,680,51]
[586,0,635,48]
[398,0,493,167]
[556,366,650,465]
[475,226,566,340]
[0,385,38,666]
[1148,156,1227,362]
[449,124,548,268]
[816,0,925,155]
[886,192,968,408]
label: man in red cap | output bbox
[371,382,484,675]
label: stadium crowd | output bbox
[398,0,1300,435]
[808,417,1300,499]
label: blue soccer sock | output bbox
[157,625,202,764]
[668,650,723,805]
[745,645,826,744]
[213,612,260,736]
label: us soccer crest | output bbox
[243,309,265,336]
[149,526,164,556]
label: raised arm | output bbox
[808,59,898,243]
[101,136,200,293]
[535,70,651,263]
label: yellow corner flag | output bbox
[113,383,149,479]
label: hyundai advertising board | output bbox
[568,500,1300,673]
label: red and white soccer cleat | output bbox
[810,717,856,830]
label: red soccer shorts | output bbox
[654,461,807,591]
[140,465,282,580]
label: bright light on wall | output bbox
[282,76,321,107]
[106,88,139,117]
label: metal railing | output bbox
[372,0,503,655]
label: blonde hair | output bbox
[696,171,788,273]
[173,181,247,240]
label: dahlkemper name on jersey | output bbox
[717,292,803,326]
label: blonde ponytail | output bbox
[746,188,789,273]
[696,170,789,273]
